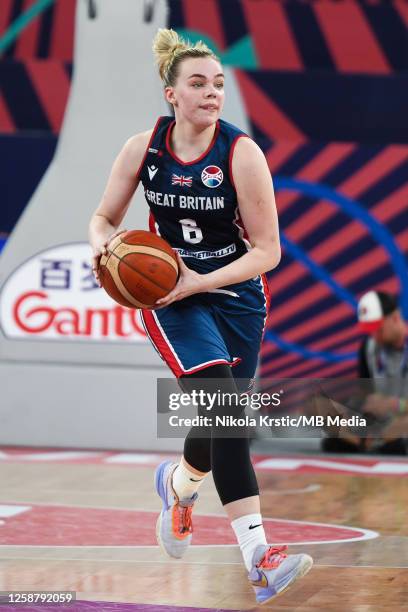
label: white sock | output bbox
[231,513,268,572]
[172,459,208,500]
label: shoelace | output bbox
[173,503,193,536]
[257,545,288,570]
[180,505,193,533]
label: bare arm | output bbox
[203,136,281,289]
[157,137,280,306]
[88,129,152,281]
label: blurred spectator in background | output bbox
[321,291,407,455]
[357,291,407,453]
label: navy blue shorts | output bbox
[141,275,269,383]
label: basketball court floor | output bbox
[0,447,407,611]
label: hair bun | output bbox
[152,28,218,86]
[152,28,187,81]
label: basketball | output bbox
[99,230,179,309]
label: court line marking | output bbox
[0,502,380,548]
[255,457,408,474]
[0,555,405,570]
[0,500,379,545]
[264,484,321,494]
[0,483,321,496]
[2,450,407,470]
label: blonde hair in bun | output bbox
[152,28,219,87]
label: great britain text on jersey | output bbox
[145,189,225,210]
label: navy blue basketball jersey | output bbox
[138,116,251,274]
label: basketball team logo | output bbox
[201,165,223,188]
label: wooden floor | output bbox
[0,449,407,611]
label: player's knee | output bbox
[180,364,246,422]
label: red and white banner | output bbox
[0,243,147,343]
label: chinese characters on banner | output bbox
[0,244,147,342]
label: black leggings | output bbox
[180,364,259,506]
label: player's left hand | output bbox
[155,252,207,308]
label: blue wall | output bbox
[0,133,57,240]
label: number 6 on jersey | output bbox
[179,218,203,244]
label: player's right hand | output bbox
[91,228,127,287]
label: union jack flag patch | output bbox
[171,174,193,187]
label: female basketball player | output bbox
[89,29,312,604]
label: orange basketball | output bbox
[99,230,178,309]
